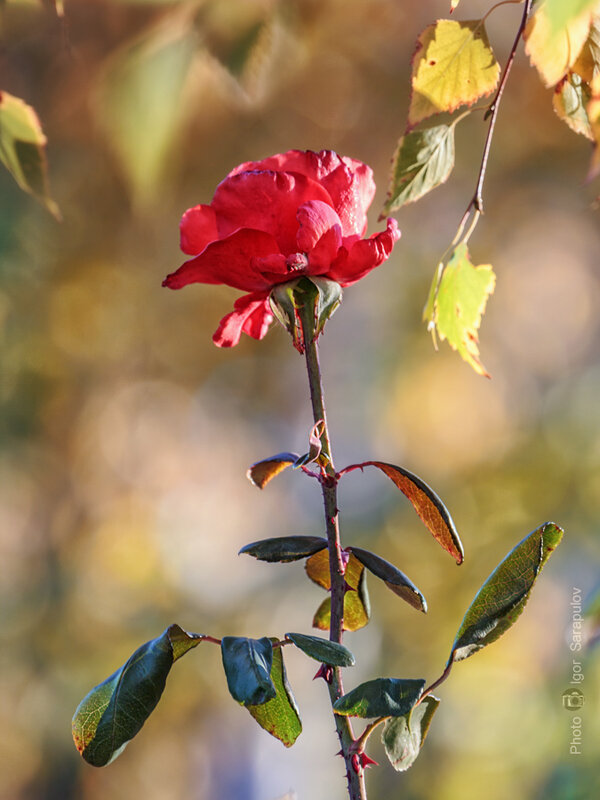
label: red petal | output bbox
[308,226,343,273]
[212,170,333,255]
[228,151,375,238]
[296,200,342,253]
[163,228,280,292]
[180,205,218,255]
[321,161,375,238]
[213,292,272,347]
[328,218,400,286]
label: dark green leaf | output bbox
[382,124,456,213]
[333,678,425,718]
[72,624,203,767]
[450,522,563,663]
[221,636,276,706]
[348,546,427,613]
[354,462,463,564]
[246,452,298,489]
[285,632,355,667]
[246,640,302,747]
[0,91,60,217]
[382,695,440,771]
[239,535,327,563]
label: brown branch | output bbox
[458,0,534,232]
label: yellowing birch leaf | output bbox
[572,14,600,89]
[587,94,600,178]
[424,243,495,377]
[553,72,593,138]
[408,20,500,129]
[524,1,592,87]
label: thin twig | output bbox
[458,0,533,228]
[418,660,454,704]
[353,717,388,753]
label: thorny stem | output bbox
[457,0,534,234]
[302,323,367,800]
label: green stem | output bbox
[302,331,367,800]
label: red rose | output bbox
[163,149,400,347]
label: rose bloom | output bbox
[163,149,400,347]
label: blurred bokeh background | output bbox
[1,1,599,798]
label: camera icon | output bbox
[562,689,585,710]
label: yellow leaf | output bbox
[572,14,600,95]
[587,93,600,178]
[425,243,496,377]
[408,19,500,129]
[524,1,592,87]
[553,72,593,139]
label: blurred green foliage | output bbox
[0,1,599,799]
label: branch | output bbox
[457,0,534,232]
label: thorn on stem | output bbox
[313,663,333,683]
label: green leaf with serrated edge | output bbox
[449,523,563,663]
[348,546,427,613]
[352,462,463,564]
[382,695,440,772]
[221,637,276,706]
[553,73,593,139]
[333,678,425,718]
[409,20,500,129]
[383,124,456,213]
[246,640,302,747]
[72,624,203,767]
[246,452,299,489]
[239,535,327,563]
[426,243,496,378]
[545,0,598,33]
[0,91,60,217]
[285,632,355,667]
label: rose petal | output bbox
[227,150,343,181]
[163,228,280,292]
[328,218,400,286]
[180,204,218,255]
[296,200,343,253]
[212,170,333,255]
[228,151,375,238]
[308,227,344,273]
[321,161,375,238]
[213,292,272,347]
